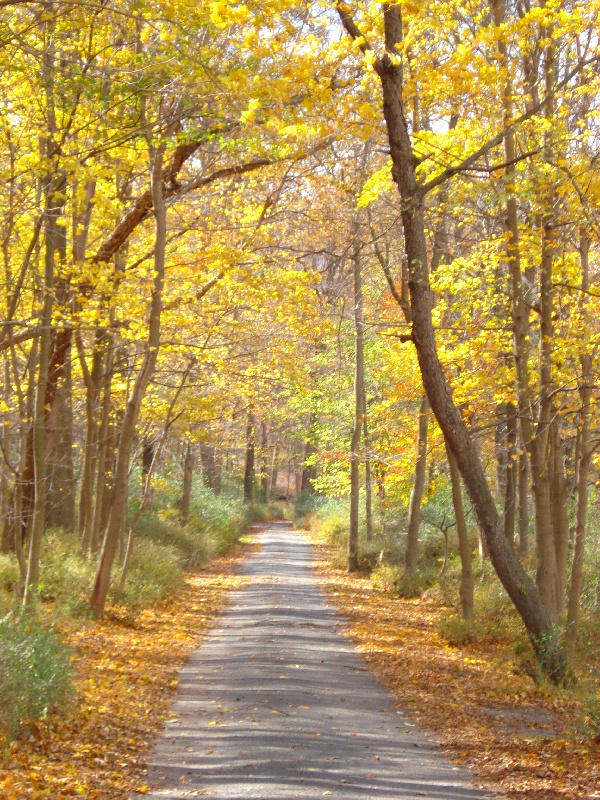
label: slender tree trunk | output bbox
[337,2,566,681]
[261,420,269,501]
[405,395,429,576]
[180,441,194,524]
[270,441,279,497]
[348,227,365,572]
[517,448,530,557]
[91,339,115,552]
[446,441,474,620]
[243,413,255,504]
[503,402,517,547]
[550,421,569,616]
[566,233,593,658]
[348,415,360,572]
[362,405,373,542]
[89,145,166,618]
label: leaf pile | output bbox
[312,542,600,800]
[0,540,258,799]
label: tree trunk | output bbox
[337,2,566,681]
[363,406,373,542]
[23,152,64,603]
[405,395,429,576]
[91,340,115,552]
[45,359,75,531]
[180,441,194,524]
[261,420,269,501]
[503,402,517,547]
[243,413,255,504]
[445,441,474,620]
[566,233,593,658]
[517,448,530,558]
[550,421,569,616]
[89,145,166,618]
[348,227,365,572]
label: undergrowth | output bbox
[0,611,72,741]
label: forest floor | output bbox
[0,536,261,800]
[311,540,600,800]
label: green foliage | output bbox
[118,540,183,608]
[0,612,73,740]
[0,554,21,614]
[370,562,404,592]
[437,613,478,646]
[580,690,600,740]
[134,512,210,569]
[40,531,97,611]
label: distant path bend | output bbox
[139,524,494,799]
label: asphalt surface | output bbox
[138,524,494,799]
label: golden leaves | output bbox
[0,542,257,799]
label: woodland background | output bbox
[0,0,599,749]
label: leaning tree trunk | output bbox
[89,146,167,619]
[337,2,566,682]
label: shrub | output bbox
[371,562,404,592]
[437,613,478,646]
[0,611,73,740]
[0,553,21,613]
[40,530,96,611]
[117,540,182,608]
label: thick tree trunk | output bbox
[445,441,474,620]
[337,2,566,681]
[89,146,166,618]
[23,155,65,603]
[405,395,429,576]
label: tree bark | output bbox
[348,227,365,572]
[566,233,593,658]
[445,441,474,620]
[243,413,255,504]
[337,1,566,682]
[503,402,517,547]
[180,441,194,524]
[89,144,167,618]
[517,448,530,557]
[405,395,429,576]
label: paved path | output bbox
[140,524,494,799]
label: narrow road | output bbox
[140,524,493,799]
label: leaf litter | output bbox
[0,539,258,799]
[311,542,600,800]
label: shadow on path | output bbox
[136,525,494,800]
